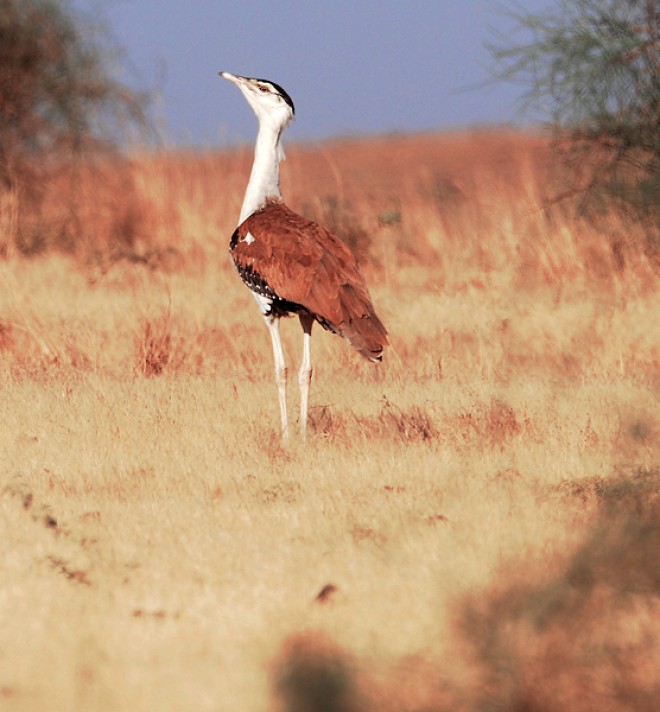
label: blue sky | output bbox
[77,0,551,146]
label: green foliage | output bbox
[489,0,659,226]
[0,0,146,170]
[0,0,147,255]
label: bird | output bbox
[219,71,388,439]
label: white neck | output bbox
[238,121,285,224]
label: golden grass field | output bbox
[0,130,658,711]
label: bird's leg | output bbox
[265,316,288,439]
[298,314,314,438]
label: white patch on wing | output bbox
[251,290,272,315]
[242,231,255,244]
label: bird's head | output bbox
[220,72,295,131]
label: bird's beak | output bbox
[219,71,245,87]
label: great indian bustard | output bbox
[220,71,388,438]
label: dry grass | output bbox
[0,130,658,711]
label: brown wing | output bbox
[231,200,388,361]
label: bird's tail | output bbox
[338,284,388,362]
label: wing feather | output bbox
[231,200,388,360]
